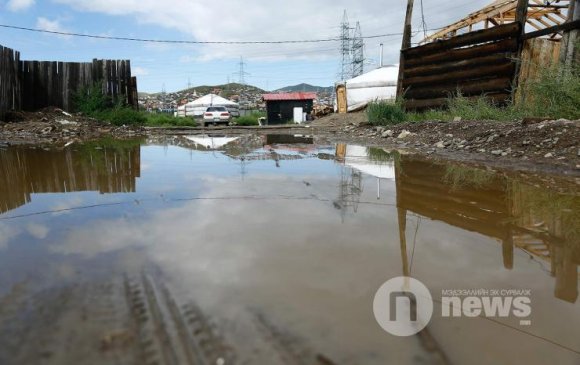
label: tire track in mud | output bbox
[2,274,446,364]
[125,274,235,365]
[251,311,338,365]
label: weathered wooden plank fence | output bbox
[0,45,21,121]
[1,43,138,121]
[400,23,521,110]
[20,59,138,112]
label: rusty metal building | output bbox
[262,92,316,124]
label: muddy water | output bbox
[0,136,578,365]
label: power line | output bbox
[0,23,441,45]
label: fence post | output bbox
[511,0,529,101]
[397,0,415,100]
[559,0,579,68]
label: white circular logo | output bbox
[373,276,433,336]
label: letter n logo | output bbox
[390,292,417,321]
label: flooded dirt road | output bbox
[0,135,578,364]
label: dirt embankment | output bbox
[0,108,145,146]
[313,113,580,176]
[1,109,579,176]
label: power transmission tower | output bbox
[338,10,352,81]
[235,56,250,86]
[351,21,364,77]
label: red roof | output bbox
[262,92,317,101]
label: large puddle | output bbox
[0,135,578,365]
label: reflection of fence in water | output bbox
[0,145,141,215]
[395,157,579,303]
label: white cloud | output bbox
[36,17,69,33]
[132,66,150,76]
[26,223,50,240]
[6,0,35,12]
[53,0,490,62]
[0,222,20,250]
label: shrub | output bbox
[73,84,113,115]
[366,100,407,125]
[234,112,265,126]
[73,84,145,126]
[93,107,146,126]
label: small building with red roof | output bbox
[262,92,317,124]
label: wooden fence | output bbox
[0,45,21,121]
[0,44,138,120]
[515,38,562,104]
[400,23,521,110]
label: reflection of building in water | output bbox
[0,144,141,215]
[395,157,579,303]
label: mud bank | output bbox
[0,108,145,145]
[311,114,580,177]
[1,110,579,176]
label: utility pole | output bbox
[396,0,415,99]
[351,21,364,77]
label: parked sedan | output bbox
[203,106,231,126]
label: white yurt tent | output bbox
[343,145,395,180]
[177,94,240,118]
[335,65,399,113]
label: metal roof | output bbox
[262,92,317,101]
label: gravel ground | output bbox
[312,113,580,177]
[0,108,145,145]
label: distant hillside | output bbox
[140,83,265,98]
[178,83,265,98]
[276,83,333,93]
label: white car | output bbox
[203,106,231,126]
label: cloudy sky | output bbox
[0,0,491,92]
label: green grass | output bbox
[92,107,146,126]
[443,165,497,190]
[234,112,265,126]
[517,64,580,120]
[403,64,580,122]
[366,100,407,126]
[144,113,198,127]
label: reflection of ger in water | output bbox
[334,144,396,220]
[0,142,141,215]
[394,156,579,304]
